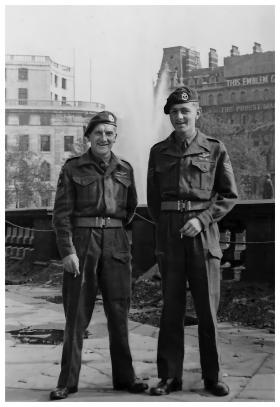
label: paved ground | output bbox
[5,283,275,402]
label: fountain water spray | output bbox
[113,67,172,204]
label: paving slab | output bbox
[5,284,275,402]
[237,374,275,401]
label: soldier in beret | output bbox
[50,111,148,400]
[148,87,238,397]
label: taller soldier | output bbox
[50,111,147,400]
[147,87,238,397]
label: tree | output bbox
[197,113,267,199]
[5,146,54,208]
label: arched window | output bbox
[240,91,246,102]
[230,92,236,102]
[40,161,51,181]
[208,94,214,105]
[217,93,223,104]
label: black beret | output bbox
[84,111,117,138]
[164,87,199,114]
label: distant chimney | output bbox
[230,45,240,57]
[209,48,218,69]
[253,42,262,53]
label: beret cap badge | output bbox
[181,92,189,101]
[163,86,199,114]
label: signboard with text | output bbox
[226,74,275,87]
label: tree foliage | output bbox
[197,113,267,199]
[5,146,54,208]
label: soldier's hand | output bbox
[180,218,203,238]
[62,254,80,277]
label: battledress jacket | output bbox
[147,129,238,251]
[53,148,137,259]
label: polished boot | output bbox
[204,379,230,396]
[114,379,148,393]
[49,386,78,400]
[150,378,182,396]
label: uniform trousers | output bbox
[155,211,222,382]
[57,226,135,389]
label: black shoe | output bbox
[49,386,78,400]
[150,378,182,396]
[204,379,229,396]
[114,380,148,393]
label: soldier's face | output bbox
[88,123,117,157]
[169,102,200,133]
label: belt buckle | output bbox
[185,201,191,211]
[178,200,191,212]
[178,200,185,212]
[101,217,110,228]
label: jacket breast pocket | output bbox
[73,175,100,202]
[113,173,131,203]
[190,159,215,190]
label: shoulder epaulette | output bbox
[117,157,133,170]
[151,137,170,151]
[206,136,221,143]
[63,155,80,166]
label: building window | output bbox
[40,135,51,152]
[241,115,247,125]
[18,88,28,105]
[62,78,67,89]
[263,88,269,100]
[19,134,29,151]
[254,89,260,100]
[40,114,51,126]
[217,93,223,104]
[54,75,58,87]
[18,68,28,81]
[62,96,67,105]
[64,136,74,152]
[240,91,246,102]
[208,94,214,105]
[18,112,30,125]
[40,161,51,181]
[41,191,52,207]
[230,92,236,102]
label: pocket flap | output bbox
[112,251,131,263]
[114,174,131,188]
[191,160,212,172]
[208,246,223,259]
[73,175,99,186]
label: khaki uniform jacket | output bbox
[53,148,137,258]
[147,129,238,228]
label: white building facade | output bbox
[5,54,105,208]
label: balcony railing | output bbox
[5,99,105,111]
[6,54,72,72]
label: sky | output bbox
[5,5,275,110]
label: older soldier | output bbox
[50,111,148,400]
[147,87,238,397]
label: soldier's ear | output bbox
[196,107,202,120]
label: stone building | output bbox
[5,54,105,208]
[157,42,274,126]
[156,43,275,195]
